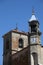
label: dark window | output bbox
[31,25,37,32]
[19,38,23,48]
[6,39,9,50]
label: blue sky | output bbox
[0,0,43,65]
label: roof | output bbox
[2,29,28,37]
[29,9,38,22]
[12,46,29,65]
[29,12,39,25]
[12,46,29,58]
[29,14,37,22]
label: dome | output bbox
[29,9,37,22]
[29,14,37,22]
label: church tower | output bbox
[28,11,42,65]
[3,10,43,65]
[3,29,28,65]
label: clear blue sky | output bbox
[0,0,43,65]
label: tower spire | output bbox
[29,8,37,21]
[32,7,35,15]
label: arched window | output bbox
[19,38,23,48]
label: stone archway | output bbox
[31,54,34,65]
[31,52,38,65]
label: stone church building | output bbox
[3,12,43,65]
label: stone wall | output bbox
[12,46,29,65]
[41,47,43,64]
[12,32,28,54]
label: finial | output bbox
[32,7,35,15]
[16,23,18,30]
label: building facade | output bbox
[3,12,43,65]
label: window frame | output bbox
[19,38,23,48]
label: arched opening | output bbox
[31,54,34,65]
[31,52,38,65]
[19,38,23,48]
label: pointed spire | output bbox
[29,8,37,21]
[32,7,35,15]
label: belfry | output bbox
[29,10,42,65]
[3,11,43,65]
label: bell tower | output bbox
[28,11,42,65]
[29,19,41,45]
[3,32,12,65]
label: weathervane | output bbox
[16,23,18,30]
[32,7,35,15]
